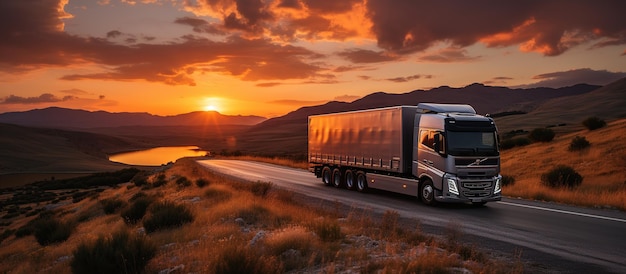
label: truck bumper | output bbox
[434,190,501,203]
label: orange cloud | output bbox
[1,0,624,89]
[366,0,626,56]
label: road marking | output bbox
[498,201,626,223]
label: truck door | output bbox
[417,130,446,190]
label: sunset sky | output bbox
[1,0,625,118]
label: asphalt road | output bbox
[197,159,626,273]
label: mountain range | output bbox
[0,107,266,129]
[2,78,626,173]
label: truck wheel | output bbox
[356,171,368,192]
[332,168,343,188]
[321,166,332,186]
[345,170,355,190]
[420,179,436,205]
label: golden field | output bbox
[500,119,626,210]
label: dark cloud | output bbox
[301,0,361,14]
[2,0,624,89]
[385,74,432,83]
[175,17,225,35]
[107,30,122,38]
[418,47,480,63]
[256,82,282,87]
[337,49,398,63]
[516,68,626,88]
[367,0,626,56]
[1,93,75,104]
[0,1,324,85]
[277,0,301,9]
[222,0,274,33]
[333,65,368,73]
[483,76,514,85]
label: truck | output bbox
[308,103,502,205]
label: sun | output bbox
[204,104,218,112]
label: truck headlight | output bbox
[447,178,459,195]
[494,176,502,194]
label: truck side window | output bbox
[420,130,434,150]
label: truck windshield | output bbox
[447,131,498,156]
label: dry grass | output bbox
[0,158,521,273]
[501,118,626,210]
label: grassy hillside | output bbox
[0,158,521,273]
[0,124,130,175]
[495,77,626,134]
[501,118,626,210]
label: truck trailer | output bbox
[308,103,502,205]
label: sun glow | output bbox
[204,104,218,111]
[202,97,223,113]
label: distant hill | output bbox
[0,123,131,174]
[0,107,266,129]
[495,77,626,133]
[235,82,604,156]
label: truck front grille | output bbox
[461,181,492,197]
[463,191,491,197]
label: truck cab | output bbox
[412,103,502,205]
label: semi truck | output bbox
[308,103,502,205]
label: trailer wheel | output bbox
[344,170,355,190]
[356,171,368,192]
[321,166,332,186]
[332,168,343,188]
[420,179,436,205]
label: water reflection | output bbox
[109,146,208,166]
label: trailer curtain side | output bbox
[308,106,417,174]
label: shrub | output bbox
[100,198,126,214]
[32,215,74,246]
[237,205,269,225]
[175,176,192,188]
[205,188,232,204]
[131,171,149,187]
[72,191,97,203]
[529,128,555,142]
[250,181,272,197]
[501,175,515,187]
[196,178,210,188]
[310,218,342,242]
[71,229,156,274]
[121,196,154,224]
[541,165,583,189]
[500,137,532,150]
[152,174,168,187]
[143,201,194,233]
[381,210,400,238]
[129,192,148,202]
[1,229,15,243]
[213,244,282,274]
[13,212,53,238]
[568,136,591,151]
[582,116,606,130]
